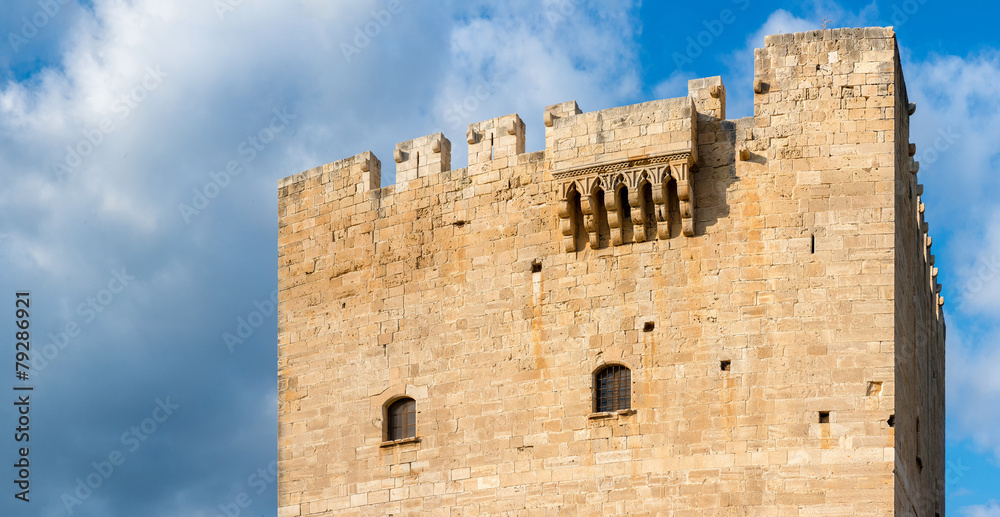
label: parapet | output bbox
[467,113,525,166]
[688,76,725,121]
[395,132,450,185]
[547,95,701,242]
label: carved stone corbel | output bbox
[580,191,600,249]
[606,180,626,246]
[554,151,695,251]
[651,180,671,240]
[671,158,697,237]
[559,194,579,253]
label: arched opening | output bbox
[594,364,631,412]
[616,184,633,244]
[568,188,587,252]
[592,187,611,248]
[639,180,656,239]
[666,178,680,236]
[385,397,416,441]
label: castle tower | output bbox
[277,27,944,516]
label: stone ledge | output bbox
[379,437,420,448]
[588,409,636,420]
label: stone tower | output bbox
[277,27,945,516]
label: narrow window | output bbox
[595,365,631,413]
[639,181,656,237]
[616,185,633,243]
[592,188,611,247]
[569,189,587,251]
[667,179,680,235]
[811,234,815,254]
[387,398,416,441]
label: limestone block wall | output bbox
[277,27,944,516]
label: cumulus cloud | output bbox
[0,1,646,515]
[963,501,1000,517]
[432,1,641,166]
[947,326,1000,459]
[2,1,996,514]
[901,38,1000,499]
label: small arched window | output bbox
[568,188,587,251]
[591,187,611,248]
[594,365,631,413]
[615,184,633,244]
[386,398,416,441]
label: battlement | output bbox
[278,27,945,517]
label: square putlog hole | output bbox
[888,414,895,427]
[643,321,655,332]
[867,381,883,396]
[720,360,731,371]
[531,260,542,273]
[819,411,830,424]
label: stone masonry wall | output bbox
[277,27,945,516]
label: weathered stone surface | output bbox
[277,27,945,516]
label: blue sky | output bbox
[0,0,997,515]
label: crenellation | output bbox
[467,113,525,166]
[688,76,726,121]
[395,132,451,186]
[278,26,946,517]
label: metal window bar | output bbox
[596,365,631,412]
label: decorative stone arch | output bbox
[669,158,696,237]
[630,173,657,243]
[581,178,610,249]
[607,174,633,245]
[559,181,587,252]
[653,173,677,240]
[553,151,697,251]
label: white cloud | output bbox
[903,51,1000,316]
[947,326,1000,460]
[432,2,641,165]
[0,2,648,515]
[962,501,1000,517]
